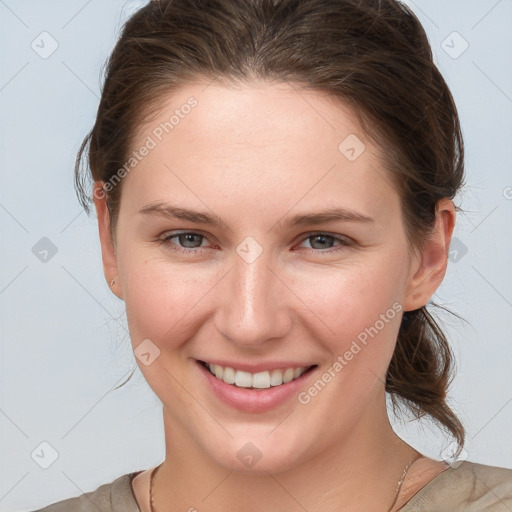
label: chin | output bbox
[205,432,311,475]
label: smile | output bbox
[200,361,315,389]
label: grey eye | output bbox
[175,233,205,248]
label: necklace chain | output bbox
[149,456,417,512]
[386,458,417,512]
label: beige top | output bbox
[35,461,512,512]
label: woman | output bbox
[36,0,512,511]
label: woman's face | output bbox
[96,80,449,473]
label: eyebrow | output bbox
[138,203,374,229]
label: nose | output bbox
[213,240,292,349]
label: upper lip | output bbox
[197,359,317,374]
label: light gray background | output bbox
[1,1,511,511]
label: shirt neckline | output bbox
[123,465,456,512]
[395,464,454,510]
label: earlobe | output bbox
[92,182,124,300]
[403,198,455,312]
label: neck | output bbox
[153,393,419,512]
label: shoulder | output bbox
[400,461,512,511]
[33,472,141,512]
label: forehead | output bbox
[123,79,399,222]
[135,79,368,156]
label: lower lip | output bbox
[196,360,317,413]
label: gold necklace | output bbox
[149,457,417,512]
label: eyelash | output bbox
[157,231,353,256]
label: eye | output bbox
[296,233,353,253]
[158,231,211,254]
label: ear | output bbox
[92,182,123,300]
[403,198,455,312]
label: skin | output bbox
[94,80,454,512]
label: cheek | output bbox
[290,255,407,362]
[291,262,406,418]
[120,253,215,349]
[300,260,404,326]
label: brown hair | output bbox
[76,0,465,450]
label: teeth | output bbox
[223,366,235,384]
[252,371,271,389]
[204,363,310,388]
[235,370,253,388]
[214,365,224,379]
[283,368,295,383]
[270,369,283,386]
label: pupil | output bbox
[312,235,331,249]
[180,234,201,248]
